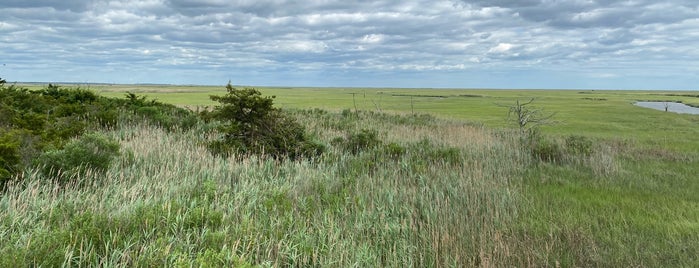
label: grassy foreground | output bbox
[2,84,699,266]
[2,111,524,266]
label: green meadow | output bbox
[88,84,699,151]
[3,83,699,266]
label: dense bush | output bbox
[204,83,324,160]
[522,130,600,165]
[36,133,120,184]
[335,129,382,155]
[381,142,406,159]
[0,131,22,185]
[530,136,564,163]
[123,92,199,130]
[522,129,565,163]
[0,79,198,186]
[345,129,381,154]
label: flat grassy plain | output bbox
[5,83,699,266]
[77,83,699,151]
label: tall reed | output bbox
[2,111,524,266]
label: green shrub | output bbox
[522,132,595,164]
[136,106,175,128]
[52,103,88,117]
[0,83,214,187]
[94,108,119,128]
[0,83,199,182]
[524,130,564,163]
[409,139,463,165]
[0,129,44,188]
[531,137,564,163]
[0,131,22,186]
[342,129,381,154]
[205,82,324,160]
[15,111,46,134]
[206,140,237,158]
[122,94,198,131]
[40,84,98,104]
[36,133,120,183]
[382,142,406,159]
[43,117,86,141]
[297,139,327,159]
[0,105,14,128]
[341,108,353,118]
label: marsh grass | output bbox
[5,85,697,266]
[1,107,697,266]
[0,110,526,267]
[509,138,699,267]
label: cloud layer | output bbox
[1,0,698,89]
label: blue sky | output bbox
[1,0,698,89]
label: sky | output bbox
[1,0,698,89]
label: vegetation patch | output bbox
[202,83,324,160]
[36,133,120,184]
[0,78,198,188]
[335,129,382,155]
[653,93,699,98]
[458,94,483,98]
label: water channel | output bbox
[634,101,699,115]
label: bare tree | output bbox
[504,98,556,136]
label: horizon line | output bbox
[7,81,696,91]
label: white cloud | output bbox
[489,43,515,53]
[0,22,21,31]
[361,34,385,44]
[0,0,697,89]
[268,40,328,53]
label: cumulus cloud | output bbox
[466,0,699,28]
[1,0,93,12]
[489,43,515,53]
[0,0,697,88]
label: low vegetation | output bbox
[1,79,697,266]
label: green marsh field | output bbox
[3,83,699,266]
[92,84,699,151]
